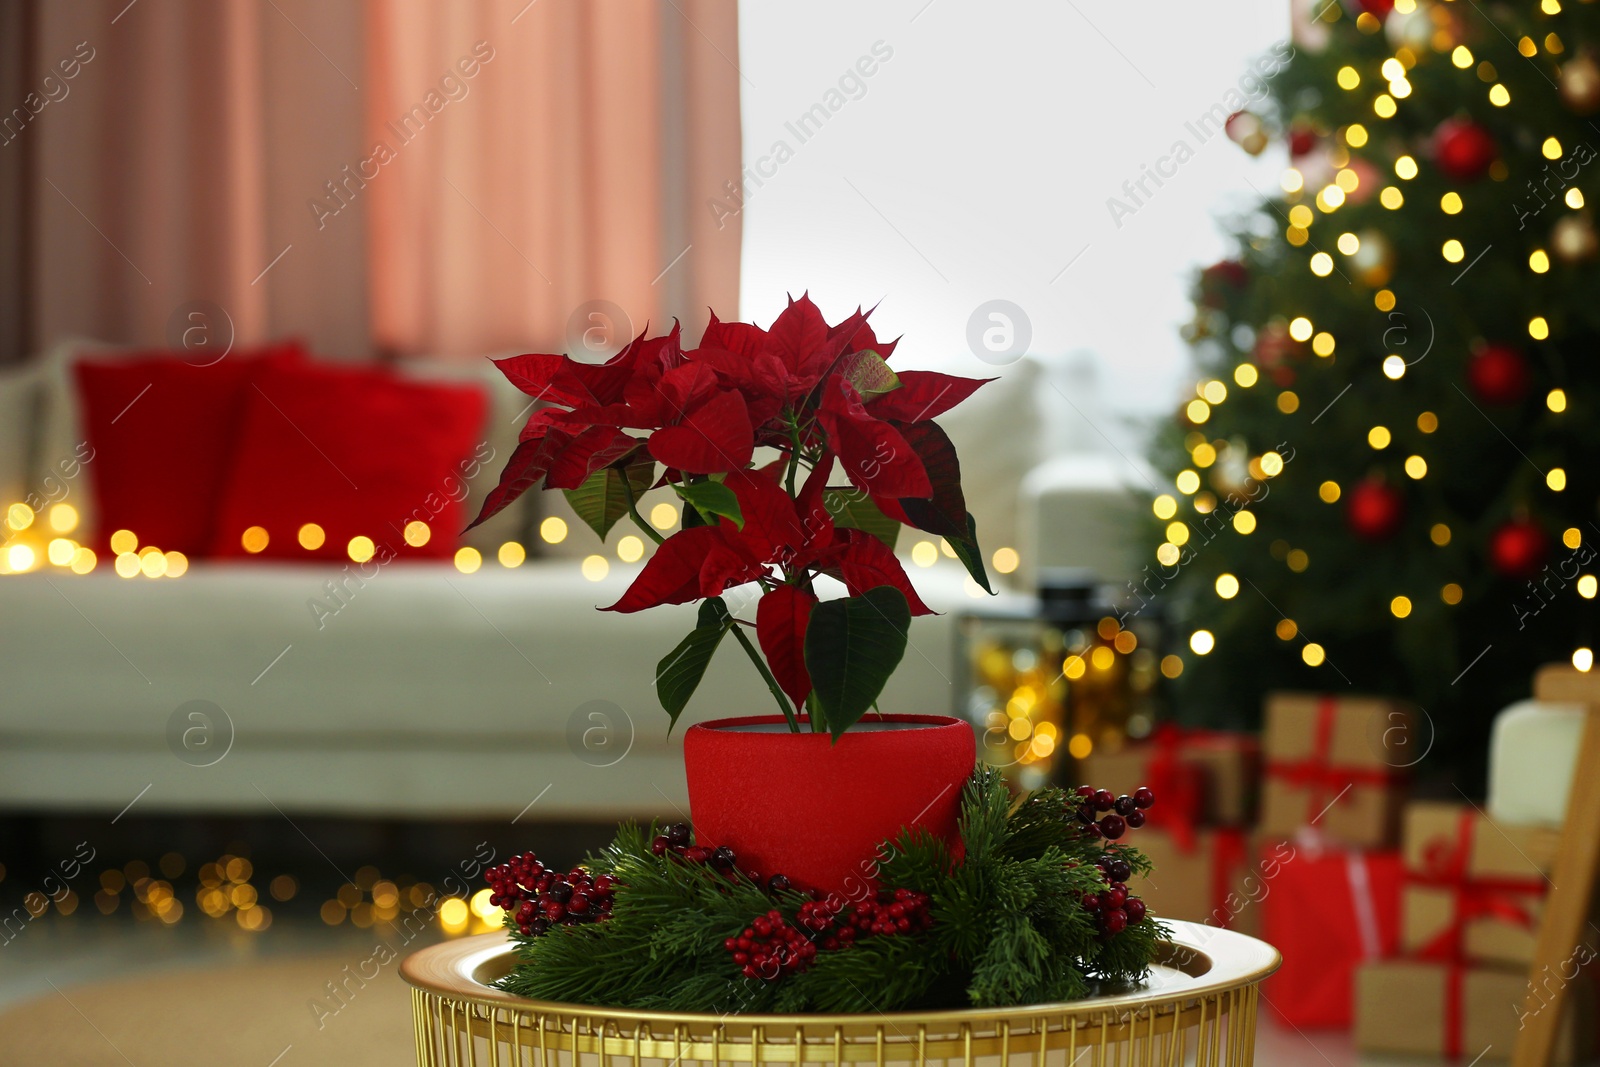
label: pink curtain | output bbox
[363,0,742,359]
[4,0,740,363]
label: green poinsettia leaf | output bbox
[837,349,901,401]
[804,586,911,740]
[563,454,655,541]
[824,488,901,550]
[655,597,733,731]
[675,481,744,529]
[945,512,994,595]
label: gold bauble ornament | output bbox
[1560,54,1600,115]
[1553,213,1598,263]
[1349,230,1395,287]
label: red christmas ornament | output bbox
[1357,0,1395,15]
[1288,124,1318,158]
[1346,479,1405,542]
[1489,519,1547,580]
[1467,344,1530,405]
[1199,260,1249,308]
[1432,118,1497,182]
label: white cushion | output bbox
[1486,698,1586,827]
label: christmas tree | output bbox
[1149,0,1600,779]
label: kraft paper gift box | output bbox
[1356,959,1597,1063]
[1400,800,1559,967]
[1121,827,1284,939]
[1078,725,1260,826]
[1260,692,1413,849]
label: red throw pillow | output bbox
[74,343,308,556]
[210,361,487,561]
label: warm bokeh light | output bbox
[454,547,482,573]
[241,526,270,554]
[1391,596,1412,618]
[581,554,609,581]
[140,550,168,578]
[404,521,431,547]
[70,547,97,574]
[1368,426,1391,449]
[7,544,36,572]
[540,517,568,543]
[1234,363,1258,387]
[298,523,326,550]
[649,503,678,529]
[1302,643,1326,667]
[992,547,1019,574]
[47,504,79,533]
[498,541,526,567]
[617,535,645,563]
[348,536,376,563]
[1548,468,1567,492]
[1548,388,1567,413]
[1233,511,1257,535]
[1215,573,1239,599]
[6,503,34,530]
[911,541,937,567]
[114,551,140,578]
[1575,648,1594,673]
[47,538,76,566]
[109,529,138,554]
[1189,630,1215,655]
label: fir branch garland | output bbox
[492,768,1172,1012]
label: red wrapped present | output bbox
[1261,837,1403,1027]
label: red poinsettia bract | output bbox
[469,295,993,736]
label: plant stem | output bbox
[728,623,801,732]
[622,481,665,545]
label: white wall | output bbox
[735,0,1288,419]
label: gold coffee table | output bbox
[401,920,1280,1067]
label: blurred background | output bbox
[4,0,1591,1063]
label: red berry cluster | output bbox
[1072,785,1154,840]
[1080,852,1147,936]
[485,851,616,937]
[725,910,818,981]
[730,887,933,977]
[652,823,740,872]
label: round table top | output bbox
[401,919,1281,1024]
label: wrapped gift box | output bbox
[1261,840,1403,1027]
[1260,692,1413,849]
[1356,960,1596,1062]
[1079,725,1260,826]
[1400,801,1558,967]
[1487,699,1585,827]
[1122,826,1267,937]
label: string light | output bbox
[911,541,938,567]
[1530,249,1550,273]
[1442,240,1465,263]
[47,504,78,533]
[1287,549,1309,572]
[1368,425,1392,449]
[1395,156,1419,180]
[1289,317,1314,341]
[1575,648,1594,673]
[581,554,609,581]
[1337,66,1361,90]
[1337,232,1360,254]
[1390,596,1412,618]
[1186,399,1211,423]
[1529,317,1550,340]
[1565,528,1583,550]
[1176,470,1201,494]
[649,503,678,529]
[1152,494,1177,519]
[540,517,568,543]
[1276,619,1298,640]
[1452,45,1474,68]
[241,526,269,554]
[454,546,482,573]
[1566,188,1584,209]
[1318,186,1346,212]
[1547,468,1567,491]
[1312,332,1336,356]
[1345,124,1369,147]
[1215,574,1240,599]
[110,529,137,554]
[1543,137,1564,160]
[1319,480,1341,503]
[1374,94,1397,118]
[498,541,526,567]
[1488,84,1510,107]
[1380,186,1404,209]
[1288,205,1315,228]
[298,523,325,550]
[1431,524,1451,546]
[1234,364,1259,387]
[1302,643,1326,666]
[1233,511,1257,534]
[1440,192,1463,214]
[1383,355,1406,379]
[404,521,430,547]
[1417,411,1438,433]
[1375,290,1396,312]
[1278,391,1300,414]
[348,536,375,563]
[1442,583,1463,605]
[1548,388,1567,412]
[1193,442,1218,467]
[1579,575,1598,599]
[1310,252,1335,276]
[992,547,1020,574]
[1282,169,1304,193]
[1189,630,1215,655]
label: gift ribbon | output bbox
[1265,696,1401,821]
[1208,827,1248,929]
[1143,724,1205,852]
[1407,810,1546,1059]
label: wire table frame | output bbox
[401,921,1281,1067]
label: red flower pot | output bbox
[683,714,975,897]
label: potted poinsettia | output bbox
[470,295,993,892]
